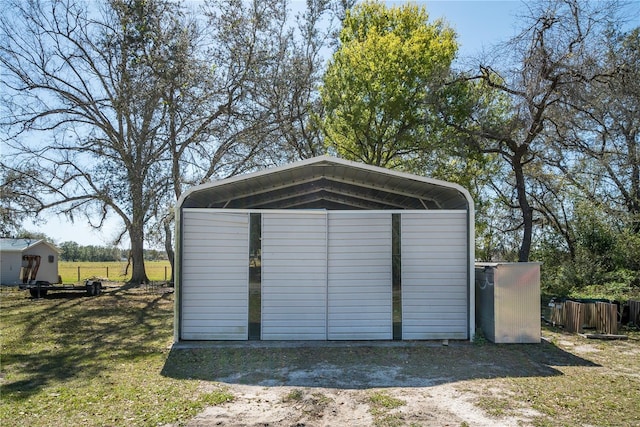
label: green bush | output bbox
[534,208,640,301]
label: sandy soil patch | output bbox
[158,337,612,427]
[178,355,543,427]
[186,382,542,426]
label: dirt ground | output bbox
[162,339,564,427]
[187,381,534,427]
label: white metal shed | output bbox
[174,156,475,341]
[0,238,60,285]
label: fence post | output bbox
[596,302,618,335]
[565,301,583,333]
[164,266,167,281]
[77,266,81,282]
[630,300,640,326]
[106,267,109,278]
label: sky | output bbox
[25,1,535,247]
[425,1,522,56]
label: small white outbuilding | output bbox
[174,156,475,341]
[0,238,61,285]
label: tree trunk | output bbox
[513,154,533,262]
[129,224,149,284]
[128,181,149,284]
[628,132,640,234]
[164,219,175,280]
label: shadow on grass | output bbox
[1,288,173,401]
[160,339,600,389]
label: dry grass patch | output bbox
[0,285,229,427]
[368,390,406,426]
[58,260,172,283]
[471,327,640,427]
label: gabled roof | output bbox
[179,156,472,211]
[0,238,61,253]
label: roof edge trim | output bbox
[177,155,474,210]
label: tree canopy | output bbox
[320,0,457,167]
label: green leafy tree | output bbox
[59,242,81,262]
[320,0,457,167]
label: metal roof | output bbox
[179,156,472,211]
[0,238,60,253]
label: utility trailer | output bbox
[18,254,103,298]
[20,280,103,298]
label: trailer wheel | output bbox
[86,281,102,296]
[29,288,48,298]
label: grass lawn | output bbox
[1,284,639,426]
[0,286,231,427]
[58,261,172,283]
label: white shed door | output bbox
[328,213,392,340]
[181,210,249,340]
[261,212,327,340]
[402,211,468,339]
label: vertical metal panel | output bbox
[178,208,474,342]
[392,213,402,340]
[248,213,262,340]
[180,210,249,340]
[327,212,392,340]
[261,212,327,340]
[493,263,541,343]
[0,252,21,285]
[474,267,495,342]
[402,211,468,339]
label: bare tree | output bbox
[445,0,623,261]
[0,167,43,237]
[260,0,335,163]
[197,0,349,167]
[1,0,347,282]
[547,26,640,233]
[147,0,347,272]
[0,0,242,283]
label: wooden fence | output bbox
[630,300,640,327]
[564,301,583,333]
[551,300,620,335]
[595,302,618,335]
[549,302,565,326]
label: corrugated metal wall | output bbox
[261,212,328,340]
[181,210,249,340]
[475,263,540,343]
[474,267,496,342]
[327,212,392,340]
[402,212,468,339]
[494,264,540,343]
[0,252,22,285]
[180,209,469,341]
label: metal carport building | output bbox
[174,156,475,341]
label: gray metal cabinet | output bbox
[475,263,541,343]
